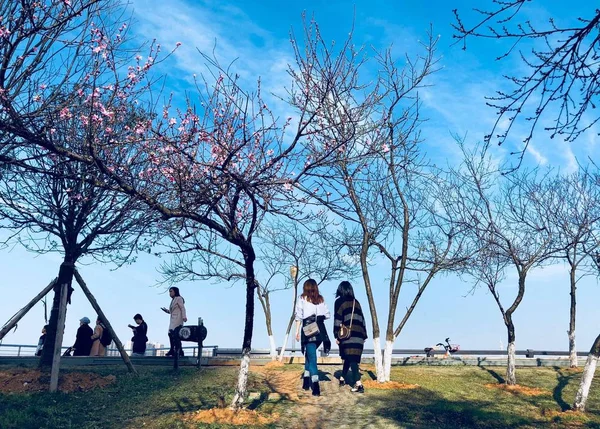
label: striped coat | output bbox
[333,297,367,362]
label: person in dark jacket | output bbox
[128,314,148,356]
[295,279,331,396]
[72,317,94,356]
[35,325,48,357]
[334,281,368,393]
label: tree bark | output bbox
[41,260,75,367]
[0,278,56,341]
[506,320,516,385]
[230,247,257,409]
[49,282,69,392]
[256,287,276,360]
[383,338,394,381]
[73,269,137,374]
[360,234,383,381]
[568,266,578,368]
[573,333,600,411]
[278,274,298,362]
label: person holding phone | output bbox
[128,314,148,357]
[161,287,187,357]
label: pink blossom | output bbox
[382,143,390,153]
[59,108,72,120]
[169,118,177,126]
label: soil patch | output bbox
[362,379,419,390]
[263,360,285,369]
[252,365,300,401]
[0,369,116,393]
[485,383,548,396]
[186,408,278,426]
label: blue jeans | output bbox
[304,342,319,382]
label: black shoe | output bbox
[339,377,346,387]
[165,350,174,357]
[302,377,310,390]
[312,381,320,396]
[351,383,364,393]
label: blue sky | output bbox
[2,0,600,354]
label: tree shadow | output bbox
[479,365,505,384]
[367,387,543,428]
[552,367,572,412]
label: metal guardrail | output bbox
[0,343,218,358]
[0,343,590,359]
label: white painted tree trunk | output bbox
[269,335,277,360]
[383,339,394,382]
[506,341,516,385]
[569,332,578,368]
[373,337,385,382]
[230,352,251,409]
[278,333,290,362]
[573,354,598,411]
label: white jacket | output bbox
[295,296,331,321]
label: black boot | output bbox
[312,381,320,396]
[302,377,310,390]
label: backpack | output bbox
[100,324,113,347]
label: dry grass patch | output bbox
[485,383,548,396]
[362,379,419,390]
[0,369,116,393]
[186,408,279,426]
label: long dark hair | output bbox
[169,287,185,303]
[336,281,355,299]
[301,279,324,304]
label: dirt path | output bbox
[256,365,400,429]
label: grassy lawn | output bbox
[0,363,599,428]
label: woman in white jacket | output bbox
[295,279,331,396]
[161,287,187,357]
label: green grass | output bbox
[366,365,600,428]
[1,364,599,428]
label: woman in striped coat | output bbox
[334,281,367,393]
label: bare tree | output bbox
[451,143,560,385]
[297,32,471,382]
[452,1,600,166]
[539,169,600,367]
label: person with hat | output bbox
[72,317,94,356]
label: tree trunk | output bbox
[569,266,578,368]
[49,281,69,392]
[0,278,56,341]
[230,248,257,409]
[41,260,75,367]
[278,275,298,362]
[73,269,137,374]
[256,287,277,360]
[573,333,600,412]
[360,235,383,381]
[506,321,516,385]
[383,337,395,382]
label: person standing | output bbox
[128,314,148,357]
[161,287,187,357]
[35,325,48,357]
[334,281,367,393]
[72,317,93,356]
[90,318,106,356]
[295,279,331,396]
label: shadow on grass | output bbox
[479,365,505,384]
[552,367,573,412]
[366,387,541,429]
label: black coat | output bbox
[334,297,367,362]
[73,324,93,356]
[131,321,148,354]
[300,315,331,355]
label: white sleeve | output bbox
[322,302,331,320]
[295,297,303,321]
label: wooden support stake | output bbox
[73,269,137,375]
[0,278,57,341]
[49,282,68,392]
